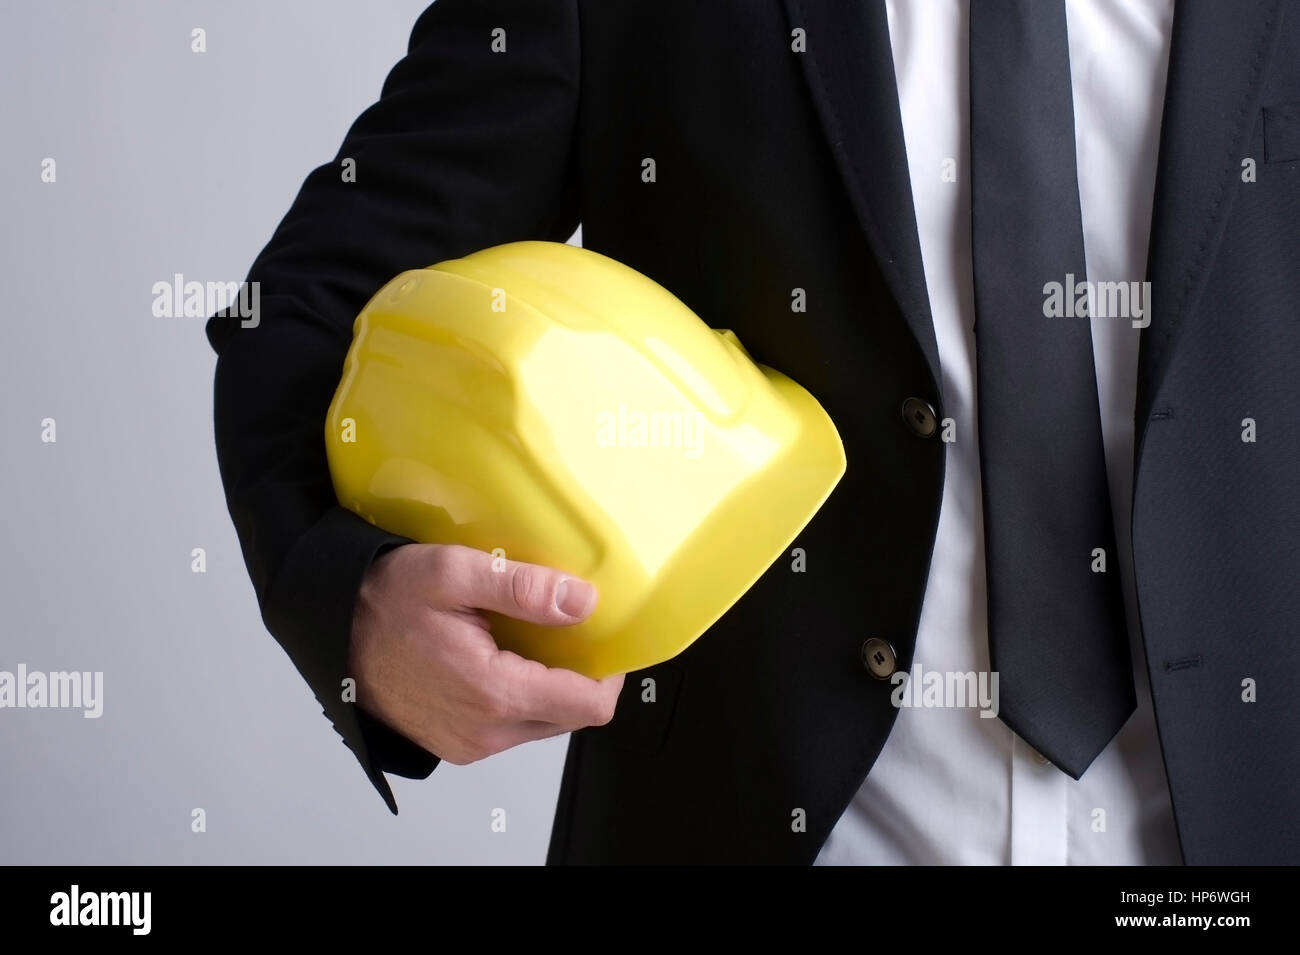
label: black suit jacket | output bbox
[206,0,1300,864]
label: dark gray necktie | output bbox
[969,0,1135,778]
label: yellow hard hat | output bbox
[326,241,845,678]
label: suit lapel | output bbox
[782,0,1285,436]
[1136,0,1284,434]
[782,0,941,385]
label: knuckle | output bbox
[481,652,540,722]
[509,564,550,613]
[423,544,455,577]
[422,546,462,602]
[590,692,619,726]
[477,684,515,723]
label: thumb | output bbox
[447,546,597,626]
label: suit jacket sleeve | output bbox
[204,0,582,814]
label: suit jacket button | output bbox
[861,638,898,679]
[901,397,938,437]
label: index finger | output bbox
[487,651,624,727]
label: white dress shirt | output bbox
[816,0,1183,865]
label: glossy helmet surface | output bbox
[327,241,846,678]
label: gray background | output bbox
[0,0,569,864]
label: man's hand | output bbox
[348,543,623,764]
